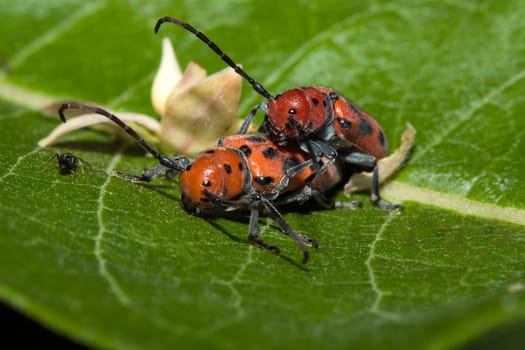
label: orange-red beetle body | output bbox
[58,102,335,263]
[179,147,251,212]
[220,134,340,194]
[261,86,388,159]
[180,134,341,215]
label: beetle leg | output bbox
[237,103,262,134]
[339,151,403,210]
[204,191,317,263]
[370,166,403,210]
[248,207,280,254]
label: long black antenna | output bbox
[154,16,274,100]
[58,103,189,171]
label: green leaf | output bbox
[1,1,524,349]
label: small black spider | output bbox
[51,152,90,175]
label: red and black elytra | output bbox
[154,17,402,211]
[58,103,356,264]
[264,86,388,159]
[218,134,341,198]
[180,134,349,217]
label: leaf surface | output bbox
[1,1,524,349]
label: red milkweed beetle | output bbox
[58,103,356,263]
[154,17,402,211]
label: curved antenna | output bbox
[154,16,274,100]
[58,103,189,171]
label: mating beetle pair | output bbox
[58,17,402,263]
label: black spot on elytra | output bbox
[358,117,373,136]
[263,147,279,159]
[205,149,215,154]
[312,98,319,106]
[349,103,360,114]
[202,180,211,187]
[246,135,267,143]
[239,144,252,157]
[283,157,300,173]
[254,176,273,186]
[337,117,352,130]
[185,164,192,172]
[378,130,386,146]
[238,162,243,171]
[224,163,232,174]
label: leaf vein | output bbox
[94,149,130,306]
[6,2,106,71]
[413,67,525,162]
[365,212,402,320]
[0,147,40,183]
[382,181,525,225]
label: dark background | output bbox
[0,301,88,349]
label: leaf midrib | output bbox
[1,79,524,227]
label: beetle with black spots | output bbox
[58,103,356,264]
